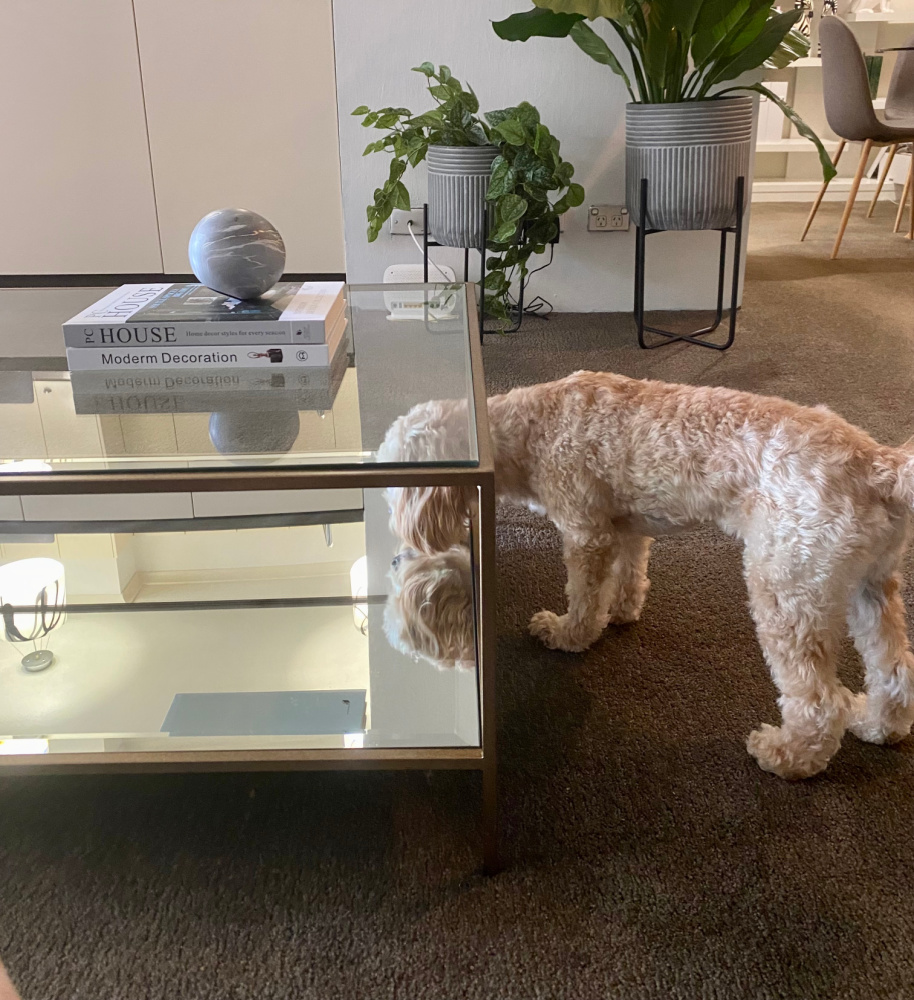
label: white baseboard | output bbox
[751,179,894,204]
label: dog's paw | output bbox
[605,602,643,626]
[529,610,596,653]
[848,692,913,745]
[746,724,832,780]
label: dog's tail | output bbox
[877,437,914,508]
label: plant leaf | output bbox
[711,9,803,85]
[393,181,411,211]
[568,20,634,100]
[532,0,624,17]
[411,62,435,76]
[492,8,583,41]
[691,0,749,67]
[765,27,809,69]
[352,105,370,116]
[494,119,527,145]
[499,193,528,224]
[729,83,837,182]
[487,157,518,200]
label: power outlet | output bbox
[389,208,426,236]
[588,205,630,232]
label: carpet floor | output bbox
[3,202,914,1000]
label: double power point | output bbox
[588,205,630,232]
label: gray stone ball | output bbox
[188,208,286,300]
[208,409,301,455]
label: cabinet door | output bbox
[134,0,345,274]
[0,1,162,274]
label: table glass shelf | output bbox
[0,284,477,474]
[0,501,481,756]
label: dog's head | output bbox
[377,400,473,553]
[384,545,475,671]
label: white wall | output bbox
[0,1,161,274]
[333,0,754,313]
[134,0,345,274]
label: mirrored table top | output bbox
[0,283,478,476]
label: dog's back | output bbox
[490,370,911,537]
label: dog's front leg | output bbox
[530,533,618,652]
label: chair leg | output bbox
[831,139,872,260]
[801,139,846,241]
[909,176,914,240]
[894,154,912,233]
[867,143,896,218]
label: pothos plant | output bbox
[494,0,836,181]
[352,63,584,325]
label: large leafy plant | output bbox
[353,64,584,325]
[494,0,836,181]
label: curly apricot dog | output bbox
[379,371,914,779]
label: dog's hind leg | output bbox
[846,536,914,746]
[744,567,853,779]
[605,533,653,625]
[530,532,619,652]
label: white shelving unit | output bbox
[755,0,914,203]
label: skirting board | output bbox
[752,179,896,204]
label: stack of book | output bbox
[63,281,347,372]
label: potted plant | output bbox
[353,63,584,324]
[493,0,835,231]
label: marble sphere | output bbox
[208,409,301,456]
[189,208,286,300]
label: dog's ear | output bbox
[392,485,470,554]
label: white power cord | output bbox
[407,220,458,283]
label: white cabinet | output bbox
[0,0,162,274]
[133,0,345,274]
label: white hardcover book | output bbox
[63,281,345,347]
[67,314,348,372]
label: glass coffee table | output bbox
[0,283,498,872]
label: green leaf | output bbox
[532,0,624,16]
[492,8,583,42]
[438,65,452,82]
[765,26,809,69]
[732,83,837,182]
[513,101,541,130]
[711,9,802,85]
[499,193,528,225]
[408,110,445,127]
[565,182,585,207]
[412,62,435,76]
[691,0,749,67]
[568,21,633,98]
[391,182,409,211]
[534,123,552,158]
[494,119,527,145]
[487,157,517,200]
[352,105,370,116]
[429,85,453,100]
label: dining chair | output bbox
[801,17,914,256]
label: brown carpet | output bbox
[3,202,914,1000]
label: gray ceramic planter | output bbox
[427,145,499,249]
[626,97,753,231]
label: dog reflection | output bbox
[384,546,475,671]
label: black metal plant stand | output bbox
[634,175,745,351]
[422,203,538,341]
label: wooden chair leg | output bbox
[867,143,896,218]
[909,176,914,240]
[801,139,846,241]
[831,139,872,259]
[894,154,912,233]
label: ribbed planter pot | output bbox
[427,145,499,249]
[625,97,753,231]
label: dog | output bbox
[379,370,914,780]
[384,545,475,671]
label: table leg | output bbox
[478,473,500,875]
